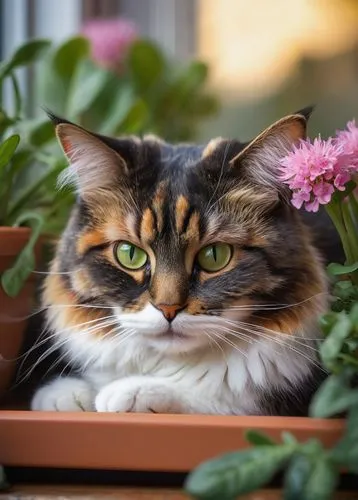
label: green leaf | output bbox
[332,280,358,301]
[7,156,66,220]
[171,62,209,105]
[67,59,111,118]
[303,457,338,500]
[0,109,16,135]
[319,312,338,336]
[349,303,358,328]
[332,405,358,472]
[128,40,165,92]
[284,454,312,500]
[282,432,298,446]
[309,372,358,418]
[0,39,51,79]
[98,85,135,135]
[0,142,30,224]
[53,36,90,81]
[327,262,358,276]
[0,134,20,172]
[185,445,294,500]
[245,430,275,446]
[9,73,22,118]
[284,453,338,500]
[39,37,90,113]
[27,119,55,147]
[320,312,351,367]
[1,212,43,297]
[116,98,148,134]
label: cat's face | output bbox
[46,110,327,355]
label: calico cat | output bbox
[31,108,328,415]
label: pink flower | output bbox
[336,120,358,162]
[82,18,138,69]
[279,137,344,212]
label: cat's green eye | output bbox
[197,243,232,272]
[115,242,148,270]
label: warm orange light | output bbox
[198,0,358,100]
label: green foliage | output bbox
[332,406,358,473]
[186,444,294,500]
[1,212,43,297]
[327,261,358,276]
[185,435,340,500]
[39,37,218,141]
[0,36,219,296]
[0,39,51,79]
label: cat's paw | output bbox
[31,377,95,411]
[95,377,183,413]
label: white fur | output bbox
[31,377,94,411]
[31,302,322,414]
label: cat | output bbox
[30,107,329,415]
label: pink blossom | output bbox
[336,120,358,162]
[279,137,344,212]
[82,18,138,69]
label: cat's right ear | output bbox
[49,114,128,197]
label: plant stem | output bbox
[342,201,358,258]
[325,202,354,264]
[9,73,22,120]
[349,191,358,226]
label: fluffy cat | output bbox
[31,108,328,415]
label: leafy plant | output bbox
[37,37,218,141]
[0,39,71,297]
[0,35,219,297]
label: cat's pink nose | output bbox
[155,304,183,322]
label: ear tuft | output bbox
[56,123,127,197]
[43,108,73,127]
[230,114,308,198]
[294,105,315,121]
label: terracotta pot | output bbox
[0,227,42,398]
[0,412,344,471]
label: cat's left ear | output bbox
[48,113,128,197]
[230,111,309,200]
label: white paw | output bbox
[95,377,183,413]
[31,377,95,411]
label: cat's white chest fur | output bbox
[31,316,317,414]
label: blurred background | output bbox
[0,0,352,297]
[2,0,358,142]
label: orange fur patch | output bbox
[152,181,167,233]
[76,229,106,256]
[43,273,111,337]
[140,208,156,243]
[175,195,190,233]
[186,298,206,315]
[183,211,200,242]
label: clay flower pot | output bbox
[0,227,42,398]
[0,412,345,471]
